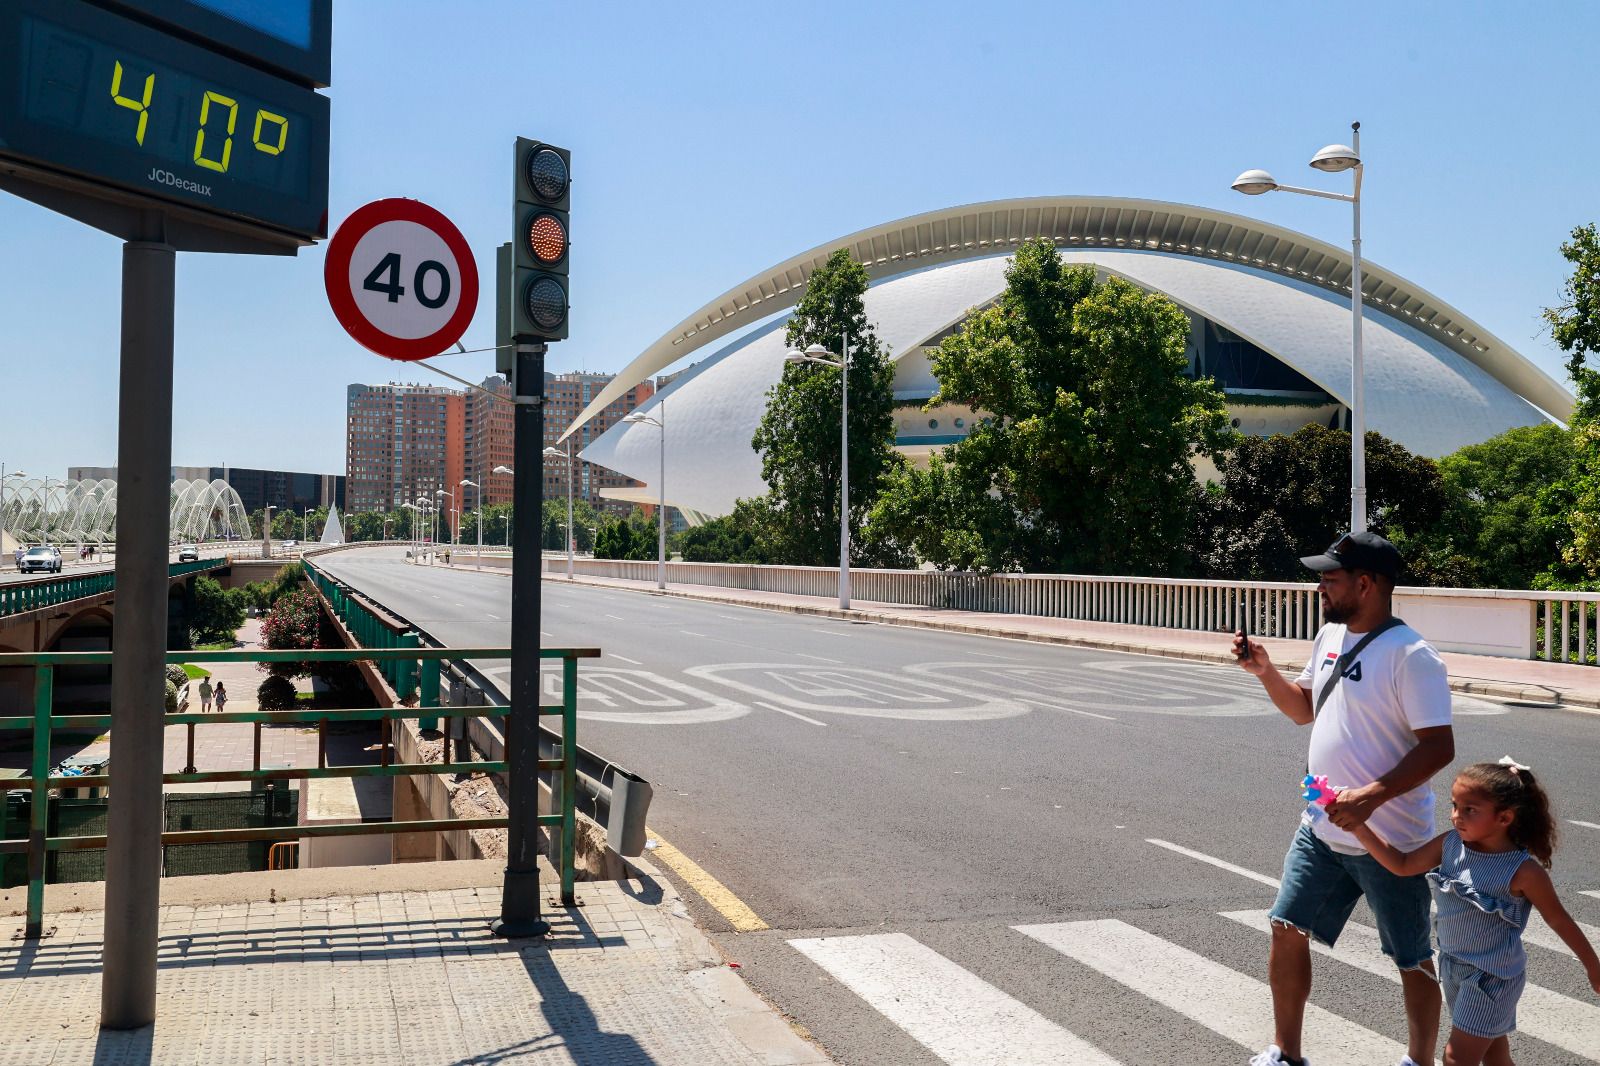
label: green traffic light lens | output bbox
[526,276,567,331]
[527,148,568,202]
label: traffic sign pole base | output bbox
[494,865,547,938]
[490,917,550,940]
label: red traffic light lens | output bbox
[528,213,567,264]
[526,276,567,331]
[526,148,568,202]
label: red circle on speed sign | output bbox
[324,198,479,361]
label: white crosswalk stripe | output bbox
[1221,909,1600,1062]
[1526,910,1600,960]
[1015,918,1411,1066]
[788,932,1122,1066]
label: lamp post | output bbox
[493,464,520,557]
[460,478,482,567]
[785,339,852,610]
[382,517,393,542]
[1232,123,1366,532]
[622,405,667,590]
[262,504,275,559]
[540,447,575,579]
[303,507,311,545]
[401,501,421,558]
[435,488,456,549]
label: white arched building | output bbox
[573,197,1571,520]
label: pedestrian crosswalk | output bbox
[787,845,1600,1066]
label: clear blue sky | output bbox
[4,1,1597,480]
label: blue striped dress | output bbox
[1428,829,1532,1038]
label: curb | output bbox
[629,852,830,1065]
[541,572,1600,714]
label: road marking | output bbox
[788,932,1120,1066]
[681,630,708,638]
[754,700,826,727]
[1017,919,1407,1065]
[485,613,500,620]
[607,653,642,665]
[1527,909,1600,960]
[1570,819,1600,831]
[453,602,464,607]
[604,613,625,621]
[808,628,852,638]
[793,652,843,664]
[964,649,1023,661]
[1145,839,1281,889]
[646,829,768,933]
[1018,696,1116,721]
[1222,909,1600,1062]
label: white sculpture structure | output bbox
[319,504,345,545]
[0,477,252,546]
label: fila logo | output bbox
[1342,661,1363,682]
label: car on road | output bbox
[282,540,297,549]
[177,544,200,562]
[18,546,62,573]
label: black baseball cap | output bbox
[1300,531,1401,579]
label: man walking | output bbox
[1234,531,1454,1066]
[198,675,214,713]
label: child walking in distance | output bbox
[1342,759,1600,1066]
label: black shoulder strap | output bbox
[1313,617,1407,719]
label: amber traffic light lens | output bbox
[526,276,567,331]
[526,148,568,202]
[528,213,567,265]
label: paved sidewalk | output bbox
[0,858,826,1066]
[535,570,1600,711]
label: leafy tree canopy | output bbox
[870,238,1232,574]
[752,249,900,566]
[1543,223,1600,575]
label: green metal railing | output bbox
[0,644,596,939]
[0,556,227,620]
[303,561,424,707]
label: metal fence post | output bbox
[418,654,439,732]
[561,653,578,907]
[25,665,52,939]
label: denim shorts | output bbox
[1439,954,1523,1038]
[1268,823,1433,970]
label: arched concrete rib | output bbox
[559,195,1571,443]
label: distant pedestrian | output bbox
[11,546,22,569]
[213,682,227,713]
[198,676,214,713]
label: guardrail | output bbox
[545,557,1600,666]
[0,556,227,621]
[0,644,594,940]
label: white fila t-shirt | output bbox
[1295,621,1452,854]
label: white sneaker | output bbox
[1397,1058,1421,1066]
[1249,1048,1309,1066]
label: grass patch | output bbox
[180,663,211,680]
[190,641,236,651]
[295,691,317,702]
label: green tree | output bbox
[872,239,1232,574]
[188,575,245,644]
[751,248,899,566]
[673,498,779,563]
[1544,223,1600,575]
[1191,425,1452,582]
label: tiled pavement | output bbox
[0,863,826,1066]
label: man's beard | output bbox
[1323,597,1351,624]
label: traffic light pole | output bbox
[101,234,176,1028]
[493,340,550,939]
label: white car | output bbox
[18,546,63,573]
[177,545,200,562]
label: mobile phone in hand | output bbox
[1235,604,1251,662]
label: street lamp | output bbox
[382,517,393,542]
[435,487,456,549]
[262,504,275,559]
[493,465,515,548]
[622,406,667,591]
[303,506,311,545]
[786,340,852,610]
[460,478,483,567]
[1233,123,1367,532]
[542,446,575,580]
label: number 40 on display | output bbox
[110,60,289,174]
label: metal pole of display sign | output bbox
[100,232,176,1029]
[493,340,550,938]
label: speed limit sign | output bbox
[324,198,479,361]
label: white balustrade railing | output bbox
[541,557,1600,666]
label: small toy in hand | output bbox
[1301,774,1340,808]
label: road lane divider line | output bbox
[1016,919,1408,1066]
[1222,909,1600,1062]
[793,652,843,664]
[1019,696,1116,721]
[681,630,708,638]
[646,829,769,933]
[754,700,827,727]
[788,932,1122,1066]
[605,613,625,621]
[1570,819,1600,830]
[608,653,643,665]
[1145,839,1280,889]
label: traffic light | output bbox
[511,137,569,341]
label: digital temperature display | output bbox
[0,0,329,240]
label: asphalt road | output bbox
[318,547,1600,1066]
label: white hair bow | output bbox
[1497,755,1532,774]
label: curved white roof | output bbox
[563,195,1570,443]
[583,246,1558,518]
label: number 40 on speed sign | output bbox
[324,198,479,361]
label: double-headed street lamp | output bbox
[435,487,456,548]
[622,405,667,590]
[493,465,515,547]
[542,446,575,579]
[786,340,851,611]
[460,478,483,567]
[1232,123,1366,532]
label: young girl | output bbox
[1346,758,1600,1066]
